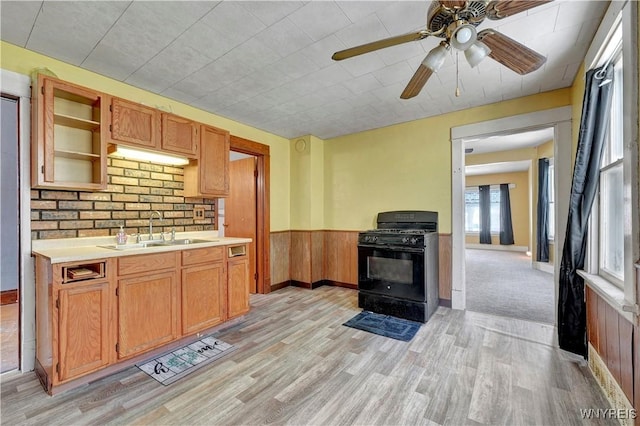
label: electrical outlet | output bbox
[193,206,205,220]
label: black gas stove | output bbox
[357,211,439,323]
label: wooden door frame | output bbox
[229,135,270,294]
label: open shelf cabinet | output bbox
[32,74,108,190]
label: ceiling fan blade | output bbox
[400,64,434,99]
[477,29,546,75]
[332,31,429,61]
[486,0,553,20]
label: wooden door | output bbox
[58,282,111,382]
[227,256,250,319]
[117,271,178,359]
[109,97,160,149]
[161,113,198,157]
[181,262,225,335]
[225,157,257,293]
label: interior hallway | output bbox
[465,249,555,324]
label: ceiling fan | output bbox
[332,0,550,99]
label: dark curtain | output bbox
[558,64,614,357]
[479,185,491,244]
[499,184,514,245]
[536,158,550,261]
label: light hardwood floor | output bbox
[1,303,19,373]
[1,286,615,425]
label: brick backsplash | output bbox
[31,158,216,240]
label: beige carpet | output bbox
[465,249,555,324]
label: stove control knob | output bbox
[411,237,418,244]
[372,236,378,242]
[364,236,370,242]
[402,237,409,243]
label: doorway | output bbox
[462,128,556,323]
[228,135,271,294]
[1,95,20,372]
[223,153,258,293]
[450,106,573,324]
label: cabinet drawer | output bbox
[182,246,224,266]
[118,252,177,276]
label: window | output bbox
[465,186,500,233]
[581,0,637,322]
[548,159,555,241]
[598,48,624,285]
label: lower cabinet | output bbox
[227,252,250,319]
[58,281,112,382]
[181,246,226,335]
[117,271,179,359]
[182,262,225,335]
[35,242,250,394]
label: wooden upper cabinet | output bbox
[184,125,230,198]
[31,74,108,190]
[108,97,160,150]
[161,113,198,158]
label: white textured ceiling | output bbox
[0,1,608,140]
[464,126,555,154]
[466,159,531,176]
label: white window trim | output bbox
[581,0,639,325]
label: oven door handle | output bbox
[358,244,425,253]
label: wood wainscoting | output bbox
[269,230,453,303]
[1,289,18,305]
[270,231,291,291]
[438,234,452,306]
[586,286,636,411]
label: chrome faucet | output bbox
[149,210,163,241]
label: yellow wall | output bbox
[465,172,530,247]
[1,41,292,231]
[323,90,572,233]
[2,41,575,234]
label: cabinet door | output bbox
[227,256,250,319]
[109,97,160,149]
[58,282,111,382]
[181,262,225,335]
[32,75,107,191]
[184,125,229,197]
[161,113,198,158]
[117,271,178,359]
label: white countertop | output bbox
[32,231,252,264]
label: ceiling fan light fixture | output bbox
[422,41,450,71]
[449,22,477,50]
[464,41,491,68]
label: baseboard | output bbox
[439,298,452,308]
[1,289,18,305]
[466,244,528,252]
[275,280,357,291]
[588,343,636,425]
[291,280,319,289]
[270,281,290,292]
[533,261,554,274]
[322,280,357,290]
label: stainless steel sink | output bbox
[99,238,218,250]
[159,238,217,246]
